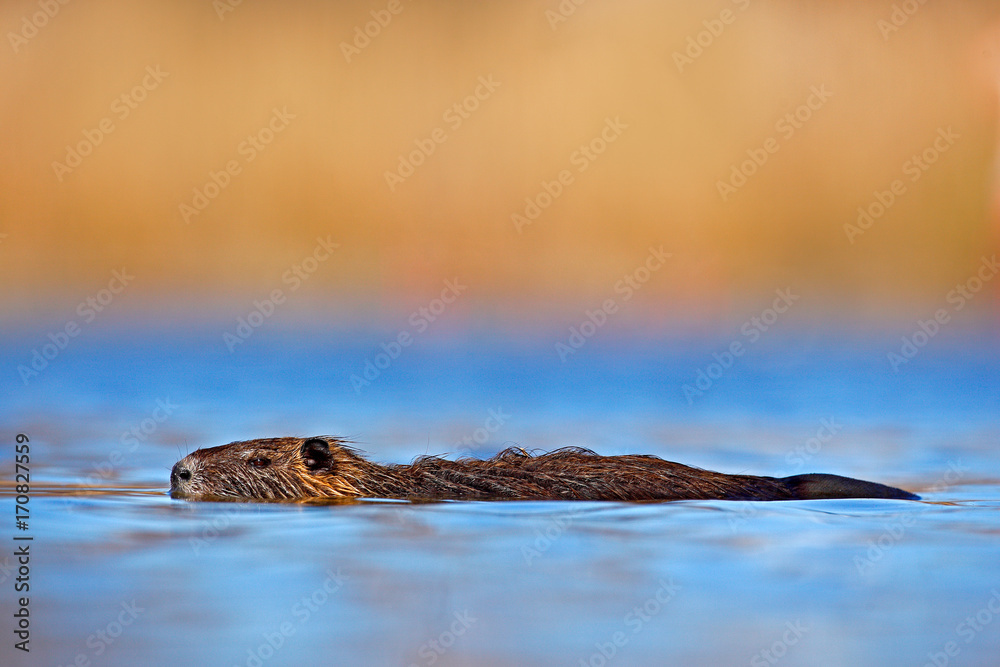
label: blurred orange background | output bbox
[2,0,998,329]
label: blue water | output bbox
[1,322,998,666]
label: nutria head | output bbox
[170,436,368,501]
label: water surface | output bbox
[2,326,998,666]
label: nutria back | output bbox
[169,436,919,503]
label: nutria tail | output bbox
[779,473,920,500]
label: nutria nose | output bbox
[170,462,192,486]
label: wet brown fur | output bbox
[170,436,919,503]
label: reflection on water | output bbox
[1,328,998,666]
[5,482,999,666]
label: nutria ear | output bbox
[301,438,333,471]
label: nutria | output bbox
[169,436,919,502]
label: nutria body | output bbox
[169,436,919,502]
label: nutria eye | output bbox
[248,456,271,468]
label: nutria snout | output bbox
[169,436,919,503]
